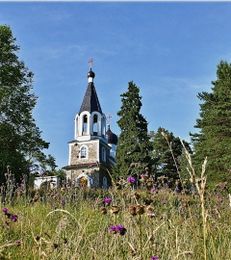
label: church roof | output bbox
[79,82,102,114]
[106,125,118,145]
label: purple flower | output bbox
[10,214,18,222]
[109,224,127,236]
[115,224,124,232]
[109,225,118,233]
[127,176,136,184]
[151,256,159,260]
[116,224,127,235]
[2,208,9,214]
[103,197,112,206]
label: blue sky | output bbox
[1,2,231,168]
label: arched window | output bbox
[82,115,88,135]
[102,117,106,136]
[93,114,98,135]
[80,146,87,159]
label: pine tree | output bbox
[0,25,50,182]
[152,127,191,180]
[192,61,231,185]
[115,81,152,177]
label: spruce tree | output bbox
[192,61,231,185]
[0,25,50,182]
[115,81,151,177]
[152,127,191,180]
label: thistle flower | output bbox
[151,256,159,260]
[109,225,118,234]
[116,224,127,235]
[103,197,112,206]
[127,176,136,184]
[10,214,18,222]
[109,224,127,236]
[2,208,9,214]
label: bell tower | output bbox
[74,67,106,141]
[63,62,116,188]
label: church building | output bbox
[63,66,118,188]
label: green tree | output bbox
[0,25,49,183]
[191,61,231,186]
[152,127,191,180]
[115,81,152,177]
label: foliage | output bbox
[191,61,231,186]
[115,81,152,177]
[152,127,191,180]
[0,25,50,183]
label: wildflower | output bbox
[127,176,136,184]
[103,197,112,206]
[109,225,118,234]
[151,256,159,260]
[116,224,127,235]
[109,224,127,236]
[2,208,9,214]
[10,214,18,222]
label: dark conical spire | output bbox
[79,69,102,114]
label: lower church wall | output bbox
[66,168,100,188]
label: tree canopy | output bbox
[0,25,52,182]
[152,127,191,180]
[192,61,231,185]
[115,81,152,177]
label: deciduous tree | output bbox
[0,25,50,182]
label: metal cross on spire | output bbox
[106,114,112,126]
[88,58,94,70]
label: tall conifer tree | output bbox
[115,81,151,177]
[192,61,231,185]
[152,127,191,179]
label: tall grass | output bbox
[0,184,230,259]
[0,148,230,259]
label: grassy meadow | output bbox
[0,184,230,260]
